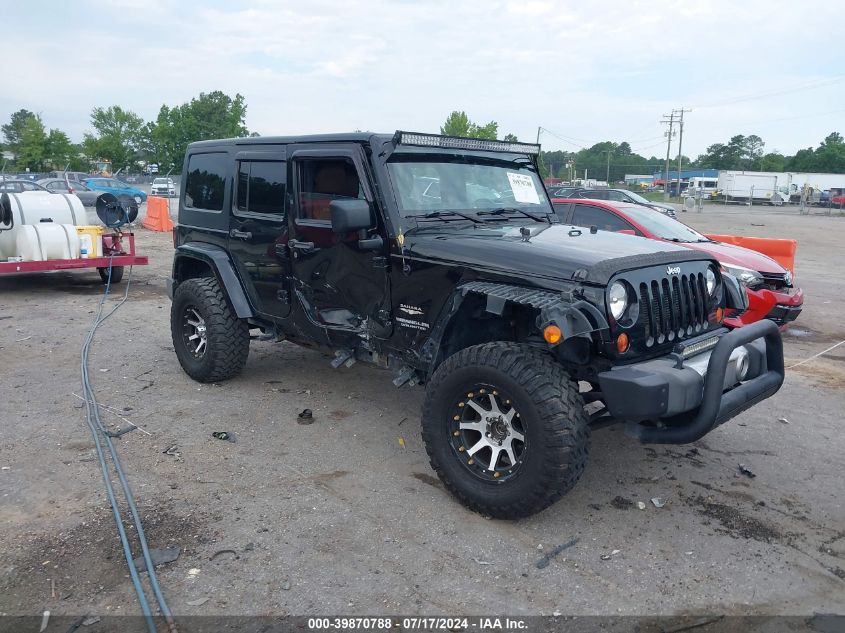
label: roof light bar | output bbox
[394,131,541,155]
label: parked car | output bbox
[546,185,580,198]
[36,178,101,207]
[47,170,92,183]
[552,197,803,328]
[831,193,845,206]
[150,177,177,197]
[567,188,678,218]
[168,131,783,519]
[0,179,49,193]
[83,177,147,204]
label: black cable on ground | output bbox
[80,257,177,633]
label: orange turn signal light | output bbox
[616,333,630,354]
[543,324,563,345]
[713,307,724,323]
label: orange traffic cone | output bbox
[143,196,174,232]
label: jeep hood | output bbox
[404,223,714,285]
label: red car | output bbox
[831,194,845,206]
[551,198,804,329]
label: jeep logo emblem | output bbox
[666,266,681,275]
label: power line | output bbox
[693,74,845,109]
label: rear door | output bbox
[227,149,292,320]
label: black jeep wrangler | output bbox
[168,131,784,518]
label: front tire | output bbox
[98,266,124,284]
[421,342,590,519]
[171,277,249,382]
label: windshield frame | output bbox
[383,146,554,227]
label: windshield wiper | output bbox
[667,237,694,243]
[420,210,482,224]
[477,207,551,224]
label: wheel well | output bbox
[174,256,214,283]
[437,294,539,366]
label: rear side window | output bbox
[185,152,227,211]
[235,160,286,216]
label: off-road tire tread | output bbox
[172,277,249,383]
[421,342,590,519]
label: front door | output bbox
[288,145,391,337]
[227,150,292,320]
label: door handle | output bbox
[289,239,316,252]
[229,228,253,239]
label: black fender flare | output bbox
[172,243,254,318]
[419,281,609,376]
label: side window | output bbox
[297,158,363,222]
[571,204,635,232]
[607,190,627,202]
[235,160,286,217]
[185,152,226,211]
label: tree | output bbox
[502,133,518,142]
[83,105,146,171]
[15,115,47,171]
[439,111,504,140]
[44,129,84,170]
[146,91,248,170]
[743,135,765,169]
[760,152,786,172]
[2,109,37,155]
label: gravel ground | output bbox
[0,205,843,623]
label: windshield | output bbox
[386,151,552,218]
[625,191,651,204]
[621,205,709,242]
[153,178,168,184]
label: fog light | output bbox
[616,333,630,354]
[543,324,563,345]
[736,349,750,381]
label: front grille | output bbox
[760,272,788,291]
[639,272,708,346]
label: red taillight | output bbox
[68,187,74,193]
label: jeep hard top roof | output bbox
[187,132,542,156]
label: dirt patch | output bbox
[790,362,845,390]
[0,503,212,614]
[685,495,782,543]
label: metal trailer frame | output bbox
[0,232,148,275]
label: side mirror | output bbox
[617,229,636,236]
[330,199,373,234]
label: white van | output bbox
[683,177,718,197]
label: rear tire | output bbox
[171,277,249,382]
[421,342,590,519]
[98,266,124,284]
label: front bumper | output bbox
[725,286,803,330]
[597,320,784,444]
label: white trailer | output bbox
[716,172,780,204]
[717,170,845,203]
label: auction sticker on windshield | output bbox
[506,172,540,204]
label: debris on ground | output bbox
[398,437,406,449]
[162,445,180,457]
[81,615,101,626]
[535,538,579,569]
[651,497,667,508]
[637,501,647,510]
[133,547,181,572]
[297,409,314,425]
[738,463,757,478]
[778,417,790,424]
[281,579,292,591]
[210,549,239,562]
[472,558,493,566]
[211,431,236,442]
[244,542,255,552]
[186,597,209,606]
[611,496,634,510]
[187,568,201,577]
[600,554,611,561]
[600,549,621,561]
[39,610,49,633]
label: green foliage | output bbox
[694,131,845,173]
[83,105,146,171]
[2,109,37,153]
[146,91,248,170]
[16,115,47,171]
[440,111,516,141]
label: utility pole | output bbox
[674,108,692,200]
[601,150,613,184]
[536,126,541,144]
[660,112,676,201]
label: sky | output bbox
[3,0,843,160]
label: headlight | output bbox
[721,263,763,288]
[784,270,793,286]
[705,267,717,296]
[608,281,628,320]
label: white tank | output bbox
[0,191,87,259]
[15,224,81,261]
